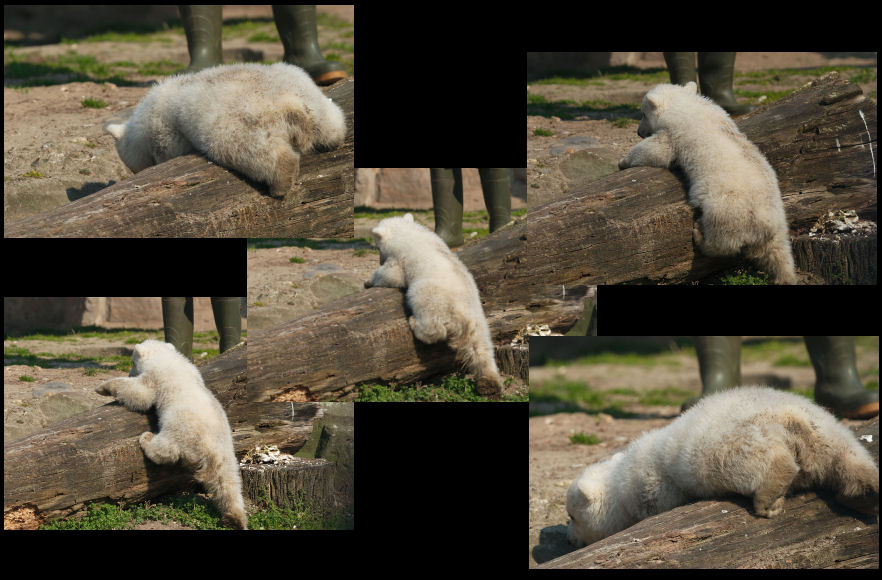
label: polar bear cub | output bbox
[106,62,346,199]
[566,387,879,547]
[619,82,797,284]
[96,339,247,529]
[364,213,504,396]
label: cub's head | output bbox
[637,81,699,138]
[371,212,433,249]
[130,339,181,376]
[566,453,625,547]
[105,117,155,174]
[371,212,415,241]
[370,213,450,262]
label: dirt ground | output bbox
[527,52,877,206]
[3,5,354,223]
[247,239,376,330]
[527,338,879,568]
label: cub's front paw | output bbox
[95,382,114,396]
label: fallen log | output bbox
[247,218,590,401]
[537,418,879,569]
[529,71,876,284]
[4,80,354,238]
[2,344,324,523]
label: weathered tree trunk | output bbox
[528,71,876,284]
[792,233,877,285]
[241,458,335,514]
[538,419,879,569]
[230,402,325,453]
[247,219,588,401]
[4,80,354,238]
[2,344,324,522]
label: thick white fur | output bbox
[106,62,346,199]
[619,82,797,284]
[364,213,503,396]
[96,339,247,529]
[567,386,878,547]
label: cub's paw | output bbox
[139,432,154,448]
[95,382,114,397]
[477,376,503,398]
[754,496,785,518]
[692,224,705,248]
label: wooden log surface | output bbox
[537,418,879,569]
[247,218,590,401]
[528,71,877,285]
[4,79,354,238]
[2,344,325,522]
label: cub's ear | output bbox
[403,213,414,222]
[684,81,698,93]
[105,122,126,140]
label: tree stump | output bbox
[241,458,335,515]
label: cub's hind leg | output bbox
[266,144,301,199]
[139,431,183,465]
[752,447,800,517]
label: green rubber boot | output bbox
[211,297,242,354]
[180,5,223,73]
[682,336,742,412]
[430,168,464,247]
[478,168,512,233]
[805,336,879,419]
[697,52,755,115]
[273,5,346,85]
[663,52,698,86]
[161,297,194,359]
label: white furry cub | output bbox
[566,387,878,547]
[364,213,504,396]
[619,82,797,284]
[96,339,247,529]
[106,62,346,199]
